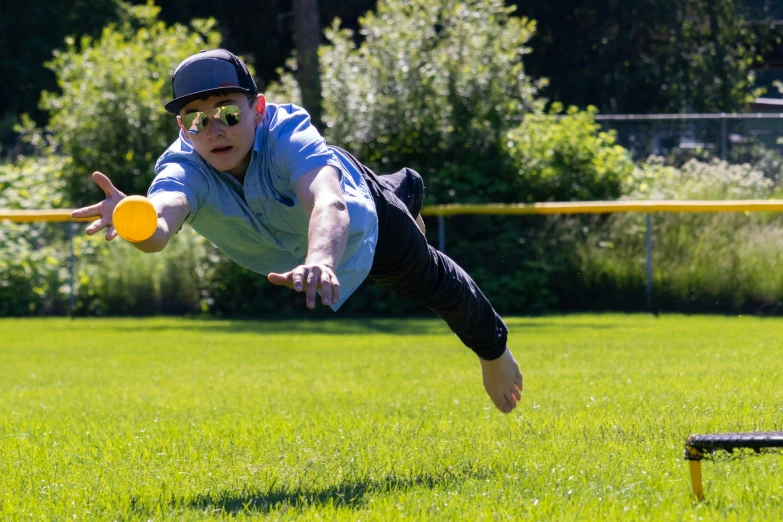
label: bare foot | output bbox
[479,347,523,413]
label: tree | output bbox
[293,0,324,129]
[20,2,223,205]
[311,0,545,203]
[146,0,377,91]
[514,0,778,114]
[0,0,123,152]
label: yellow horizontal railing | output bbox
[419,200,783,216]
[0,210,91,223]
[3,200,783,223]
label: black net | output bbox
[685,431,783,460]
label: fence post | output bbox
[721,115,727,161]
[437,215,445,254]
[645,213,654,314]
[68,221,75,318]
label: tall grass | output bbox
[75,227,205,315]
[576,158,783,313]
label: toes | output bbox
[491,394,512,413]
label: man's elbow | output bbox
[330,199,350,227]
[132,233,169,253]
[134,241,166,254]
[322,197,347,213]
[315,198,348,218]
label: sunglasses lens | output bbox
[182,111,206,133]
[215,105,242,127]
[181,101,247,133]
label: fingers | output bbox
[72,172,124,227]
[305,267,341,308]
[329,277,341,305]
[85,218,108,236]
[268,272,294,288]
[272,265,341,308]
[71,201,104,219]
[291,267,305,292]
[106,225,118,241]
[319,272,332,305]
[305,268,319,309]
[86,217,119,240]
[92,171,119,199]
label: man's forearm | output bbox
[306,199,349,268]
[131,222,170,253]
[131,193,190,253]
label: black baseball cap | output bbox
[164,49,258,114]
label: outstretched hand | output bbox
[70,172,126,241]
[268,263,341,309]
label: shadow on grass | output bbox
[173,469,486,515]
[64,317,626,337]
[513,321,622,330]
[71,317,450,336]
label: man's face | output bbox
[177,94,265,176]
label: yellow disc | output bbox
[112,195,157,242]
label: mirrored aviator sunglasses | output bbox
[181,98,253,134]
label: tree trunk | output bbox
[292,0,323,130]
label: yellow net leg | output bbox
[689,460,704,501]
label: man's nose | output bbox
[205,118,225,138]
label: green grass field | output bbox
[1,315,781,520]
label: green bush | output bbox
[266,0,639,316]
[505,105,635,202]
[0,2,219,317]
[270,0,544,204]
[0,153,206,317]
[11,0,782,318]
[21,2,221,206]
[0,155,70,315]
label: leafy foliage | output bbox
[251,0,661,316]
[517,0,777,114]
[0,0,123,149]
[505,105,635,202]
[0,155,69,315]
[26,2,222,205]
[6,0,783,317]
[314,0,545,204]
[0,153,205,316]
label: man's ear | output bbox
[254,94,267,122]
[176,115,192,142]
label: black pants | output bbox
[335,147,508,360]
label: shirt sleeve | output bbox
[269,104,343,186]
[148,157,207,225]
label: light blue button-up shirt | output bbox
[148,103,378,310]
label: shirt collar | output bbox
[251,109,269,159]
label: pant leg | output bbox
[331,145,424,217]
[374,167,424,218]
[366,175,508,360]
